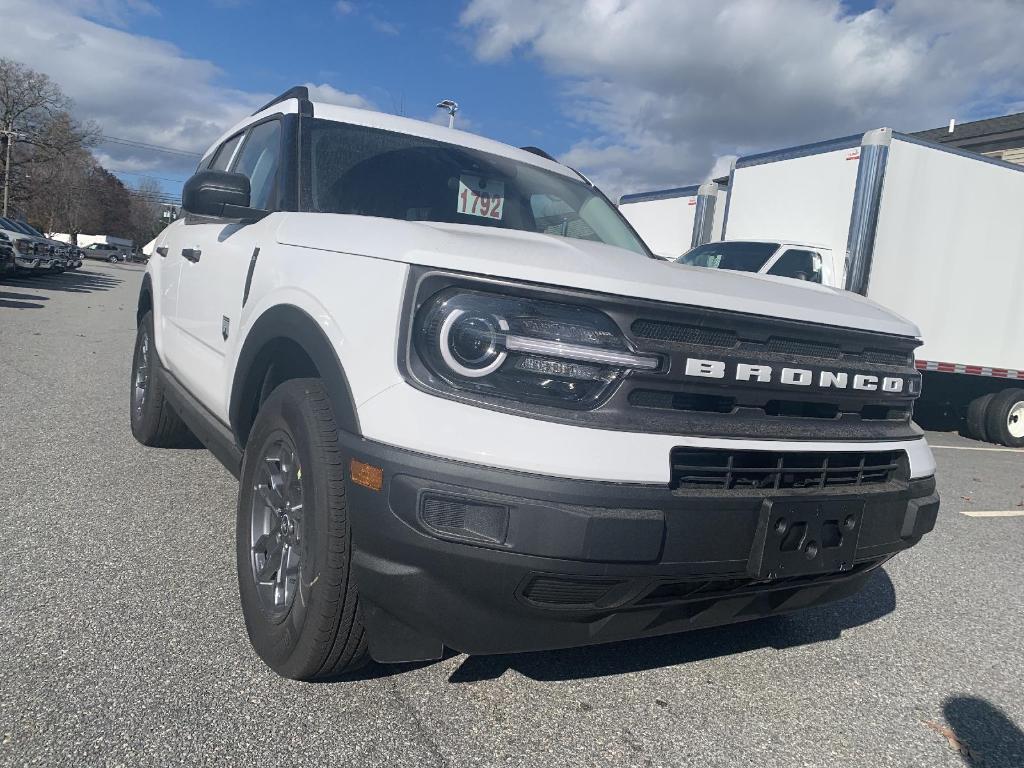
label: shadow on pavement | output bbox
[448,567,897,683]
[942,696,1024,767]
[2,268,123,295]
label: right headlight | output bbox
[411,288,659,409]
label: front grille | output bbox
[629,388,912,422]
[670,448,904,491]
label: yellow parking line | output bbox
[959,510,1024,518]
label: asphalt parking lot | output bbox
[1,263,1023,768]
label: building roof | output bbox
[912,112,1024,145]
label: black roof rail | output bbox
[252,86,310,116]
[520,145,559,163]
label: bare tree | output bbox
[0,58,96,216]
[127,177,166,245]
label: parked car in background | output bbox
[0,217,48,274]
[0,232,16,278]
[0,217,72,272]
[82,242,128,263]
[676,240,840,287]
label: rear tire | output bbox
[129,312,198,448]
[108,254,118,263]
[962,392,995,442]
[236,378,368,680]
[984,388,1024,448]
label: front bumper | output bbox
[15,256,41,270]
[339,433,939,663]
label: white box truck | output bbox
[619,180,725,258]
[721,127,1024,446]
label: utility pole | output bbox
[2,122,24,218]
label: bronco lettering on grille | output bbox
[683,358,906,393]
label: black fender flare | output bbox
[137,272,154,325]
[229,304,360,446]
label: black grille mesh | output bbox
[767,337,841,359]
[631,319,737,348]
[670,448,903,491]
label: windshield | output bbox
[678,241,780,272]
[0,218,43,237]
[304,119,648,256]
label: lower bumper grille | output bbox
[670,448,904,491]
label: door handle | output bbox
[156,246,168,257]
[182,248,201,263]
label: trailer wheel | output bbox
[963,392,996,442]
[984,388,1024,448]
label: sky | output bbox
[3,0,1024,201]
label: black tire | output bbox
[108,254,119,263]
[962,392,995,442]
[129,312,198,447]
[236,378,368,680]
[983,388,1024,448]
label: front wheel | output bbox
[129,312,198,447]
[984,388,1024,448]
[108,254,119,263]
[236,378,368,680]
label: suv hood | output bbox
[276,215,918,337]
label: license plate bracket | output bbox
[747,498,865,580]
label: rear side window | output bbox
[769,249,823,283]
[208,134,243,172]
[231,120,282,210]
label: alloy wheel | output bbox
[132,331,150,418]
[250,436,305,621]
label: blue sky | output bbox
[123,1,561,149]
[4,0,1024,199]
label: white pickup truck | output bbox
[677,239,841,287]
[130,87,939,681]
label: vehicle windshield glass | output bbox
[6,219,43,237]
[0,217,30,235]
[304,119,648,256]
[677,241,780,272]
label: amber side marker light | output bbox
[350,459,384,491]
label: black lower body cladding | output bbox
[337,433,939,663]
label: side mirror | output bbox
[181,170,267,222]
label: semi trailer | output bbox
[721,127,1024,446]
[619,180,726,258]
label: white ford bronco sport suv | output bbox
[131,87,939,680]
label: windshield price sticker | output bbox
[458,174,504,220]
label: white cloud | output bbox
[461,0,1024,198]
[305,83,377,111]
[1,0,374,185]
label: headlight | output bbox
[412,288,659,409]
[14,239,30,254]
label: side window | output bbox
[768,249,823,283]
[208,134,243,172]
[230,120,282,211]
